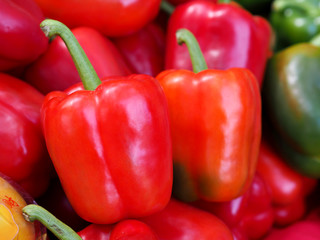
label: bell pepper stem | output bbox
[40,19,101,91]
[160,0,175,14]
[176,28,208,73]
[22,204,82,240]
[218,0,231,3]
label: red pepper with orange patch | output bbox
[156,28,261,202]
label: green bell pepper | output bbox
[262,35,320,178]
[270,0,320,51]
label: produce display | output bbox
[1,0,320,239]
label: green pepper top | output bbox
[270,0,320,51]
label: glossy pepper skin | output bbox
[40,20,173,224]
[165,0,273,87]
[257,140,317,226]
[158,67,261,202]
[140,199,234,240]
[157,29,261,202]
[79,220,158,240]
[24,26,131,94]
[262,40,320,177]
[270,0,320,50]
[0,73,52,198]
[0,0,48,71]
[33,0,161,37]
[193,174,274,240]
[112,23,166,77]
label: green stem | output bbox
[22,204,82,240]
[160,0,175,14]
[218,0,231,3]
[176,29,208,73]
[40,19,101,91]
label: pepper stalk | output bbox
[40,19,101,91]
[175,28,208,73]
[23,204,82,240]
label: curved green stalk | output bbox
[40,19,101,91]
[176,28,208,73]
[23,204,82,240]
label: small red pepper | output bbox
[193,174,274,240]
[24,26,132,94]
[257,139,317,226]
[236,174,274,240]
[0,73,52,198]
[165,0,272,87]
[78,220,158,240]
[140,199,234,240]
[33,0,162,37]
[112,22,166,77]
[0,0,48,71]
[40,19,172,224]
[157,28,261,202]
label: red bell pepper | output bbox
[0,0,48,71]
[23,204,158,240]
[140,198,234,240]
[257,139,317,226]
[236,174,274,240]
[33,0,161,37]
[157,28,261,202]
[0,73,52,198]
[24,26,131,94]
[39,19,172,224]
[264,220,320,240]
[193,174,274,240]
[165,0,272,87]
[112,22,166,77]
[79,220,158,240]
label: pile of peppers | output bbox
[1,0,320,239]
